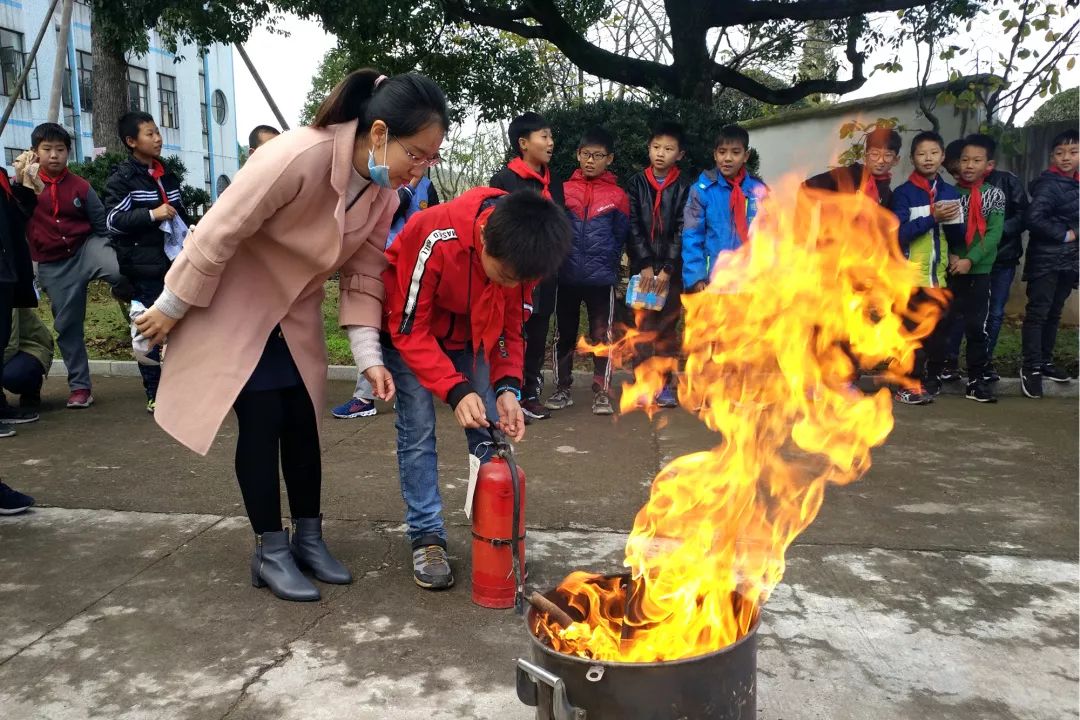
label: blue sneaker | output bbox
[0,481,34,515]
[332,397,377,419]
[655,385,679,408]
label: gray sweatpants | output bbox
[37,235,125,391]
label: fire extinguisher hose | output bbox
[489,426,525,614]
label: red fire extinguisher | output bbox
[471,427,527,611]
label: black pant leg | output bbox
[133,278,164,400]
[278,385,322,519]
[582,286,615,391]
[0,283,13,403]
[1041,272,1075,367]
[233,389,286,534]
[959,275,991,379]
[523,277,557,399]
[552,284,583,389]
[1022,272,1056,371]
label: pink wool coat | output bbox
[155,120,397,455]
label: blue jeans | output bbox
[946,265,1015,366]
[383,344,499,546]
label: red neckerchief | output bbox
[860,165,891,204]
[645,165,680,241]
[147,159,169,205]
[1049,166,1080,181]
[507,157,551,200]
[472,206,506,358]
[0,169,12,201]
[725,166,749,243]
[907,172,937,214]
[38,168,70,218]
[957,174,988,247]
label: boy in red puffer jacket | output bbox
[545,127,629,416]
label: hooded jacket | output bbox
[383,187,529,407]
[625,169,692,276]
[1024,169,1079,281]
[104,156,190,280]
[681,168,768,288]
[560,169,629,286]
[985,169,1028,269]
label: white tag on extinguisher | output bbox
[464,453,481,519]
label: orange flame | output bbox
[543,177,942,662]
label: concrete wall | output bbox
[0,0,239,198]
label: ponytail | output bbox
[312,68,450,138]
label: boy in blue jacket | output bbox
[890,130,965,404]
[682,125,767,292]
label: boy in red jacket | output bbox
[382,187,571,590]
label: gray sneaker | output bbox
[412,541,454,590]
[544,387,574,410]
[592,390,614,415]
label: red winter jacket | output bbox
[26,170,106,263]
[383,187,530,407]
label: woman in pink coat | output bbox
[134,70,449,602]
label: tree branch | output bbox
[440,0,545,38]
[711,0,935,27]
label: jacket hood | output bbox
[568,169,618,186]
[1030,168,1078,194]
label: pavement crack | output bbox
[0,515,228,669]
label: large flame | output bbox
[535,177,942,662]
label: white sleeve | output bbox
[346,325,384,372]
[154,286,192,320]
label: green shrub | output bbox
[69,152,208,219]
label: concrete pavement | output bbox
[1,377,1077,719]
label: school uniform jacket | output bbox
[681,168,768,288]
[890,176,965,288]
[104,157,190,280]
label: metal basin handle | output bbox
[515,658,587,720]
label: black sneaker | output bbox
[1020,368,1043,399]
[411,535,454,590]
[521,397,551,420]
[982,365,1000,383]
[1043,363,1072,383]
[894,388,931,405]
[939,365,962,382]
[965,381,997,403]
[0,405,38,424]
[0,481,34,514]
[923,377,943,397]
[0,422,14,439]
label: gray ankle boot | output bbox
[251,529,320,602]
[291,515,352,585]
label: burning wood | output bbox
[541,178,941,663]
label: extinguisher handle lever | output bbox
[487,425,508,447]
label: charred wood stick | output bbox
[528,592,574,629]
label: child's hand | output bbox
[454,392,490,430]
[152,204,178,222]
[1067,229,1077,243]
[134,306,178,348]
[949,258,972,275]
[655,270,670,296]
[933,201,960,222]
[496,393,525,441]
[363,365,395,403]
[638,266,655,292]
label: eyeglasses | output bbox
[578,150,612,161]
[393,135,443,168]
[866,150,897,162]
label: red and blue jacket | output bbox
[560,169,629,286]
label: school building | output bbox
[0,0,239,201]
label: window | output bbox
[61,51,72,108]
[5,147,22,166]
[216,174,231,195]
[158,73,178,129]
[127,65,148,112]
[0,28,39,100]
[77,51,92,112]
[212,89,227,124]
[199,71,208,149]
[203,156,211,193]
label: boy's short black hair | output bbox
[649,121,685,149]
[485,191,572,281]
[248,124,280,150]
[117,111,156,150]
[865,127,902,154]
[715,125,749,151]
[1051,128,1079,150]
[508,112,549,157]
[31,122,72,150]
[909,130,945,158]
[961,133,996,160]
[578,126,614,154]
[945,138,965,164]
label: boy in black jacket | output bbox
[1020,128,1079,398]
[104,111,191,413]
[626,121,692,408]
[942,138,1028,383]
[490,112,564,420]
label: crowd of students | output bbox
[0,70,1076,600]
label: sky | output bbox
[233,7,1077,142]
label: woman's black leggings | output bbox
[233,385,321,534]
